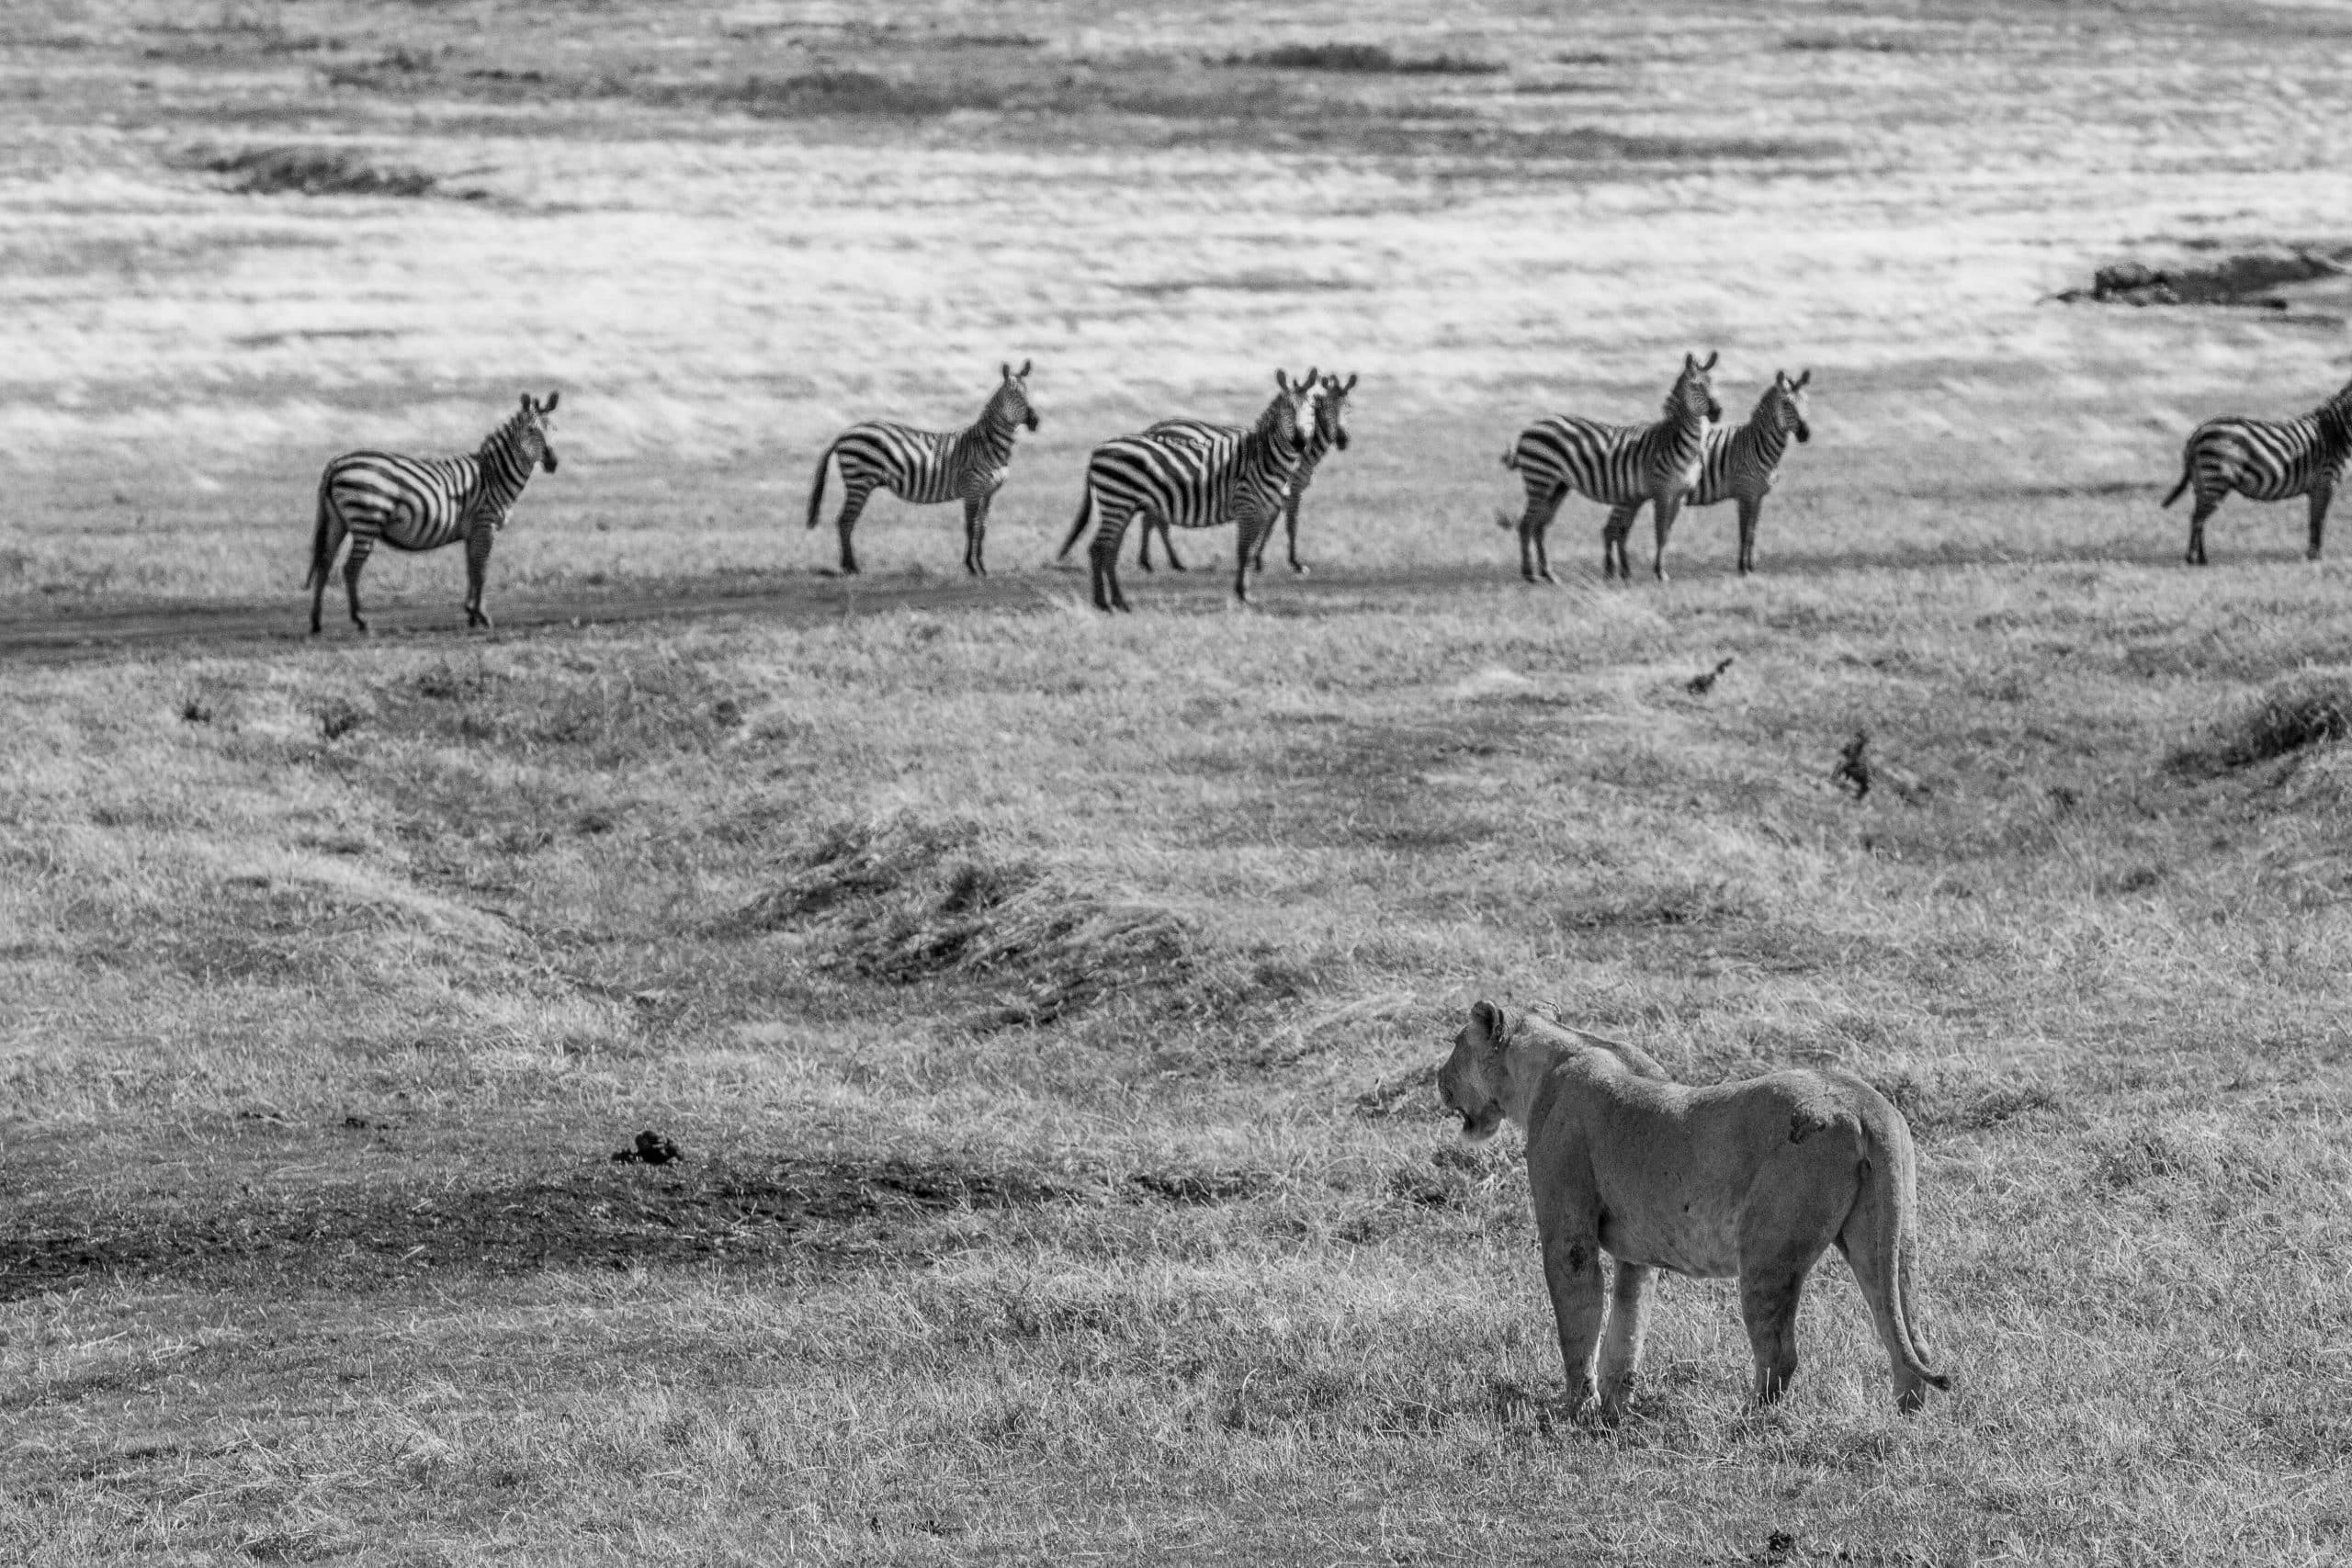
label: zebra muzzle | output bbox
[541,446,560,473]
[1794,421,1811,445]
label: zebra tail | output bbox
[1056,484,1096,561]
[305,472,334,590]
[806,442,836,530]
[1499,442,1521,471]
[2160,457,2191,509]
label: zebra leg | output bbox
[342,536,376,634]
[1233,514,1265,605]
[833,480,874,575]
[1521,483,1564,583]
[963,494,989,577]
[1283,487,1306,574]
[1651,492,1684,582]
[1736,494,1762,576]
[464,525,496,630]
[1601,502,1640,581]
[1090,505,1135,613]
[2188,493,2217,566]
[310,512,347,636]
[2308,486,2332,561]
[1154,516,1186,571]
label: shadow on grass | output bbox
[0,1151,1289,1302]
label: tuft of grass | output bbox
[2170,671,2352,773]
[719,816,1217,1027]
[179,144,442,198]
[1225,43,1505,75]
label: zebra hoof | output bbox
[1291,563,1308,576]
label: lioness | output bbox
[1438,1001,1951,1418]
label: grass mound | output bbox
[723,817,1216,1027]
[182,144,445,197]
[2171,671,2352,773]
[1227,43,1504,74]
[720,72,1004,119]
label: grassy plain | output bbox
[6,1,2352,1564]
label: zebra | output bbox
[1055,369,1318,612]
[2162,376,2352,564]
[1496,351,1722,584]
[805,361,1038,577]
[1687,368,1812,576]
[307,391,560,636]
[1136,371,1358,576]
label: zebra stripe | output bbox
[307,391,559,636]
[1688,368,1812,576]
[807,361,1038,577]
[1497,351,1722,583]
[2163,376,2352,564]
[1135,371,1357,576]
[1057,369,1317,612]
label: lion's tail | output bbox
[1849,1104,1951,1408]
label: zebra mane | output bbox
[1661,366,1711,425]
[481,405,538,457]
[982,377,1025,426]
[1253,385,1301,443]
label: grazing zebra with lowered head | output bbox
[1136,371,1358,575]
[1688,368,1812,576]
[2163,376,2352,564]
[1057,369,1318,612]
[806,361,1038,577]
[308,391,560,636]
[1497,351,1721,583]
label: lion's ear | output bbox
[1469,999,1503,1046]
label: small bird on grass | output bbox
[612,1130,682,1166]
[1686,657,1735,696]
[1834,730,1873,799]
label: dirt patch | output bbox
[2053,250,2350,309]
[718,817,1226,1028]
[2170,671,2352,775]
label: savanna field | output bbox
[5,2,2352,1563]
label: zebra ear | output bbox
[1276,369,1291,390]
[1001,362,1011,380]
[520,394,533,412]
[1019,358,1032,378]
[1794,368,1811,389]
[1701,350,1719,371]
[1341,373,1358,393]
[542,390,560,412]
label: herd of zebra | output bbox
[302,361,2352,634]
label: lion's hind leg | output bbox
[1736,1175,1845,1406]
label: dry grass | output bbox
[7,1,2352,1563]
